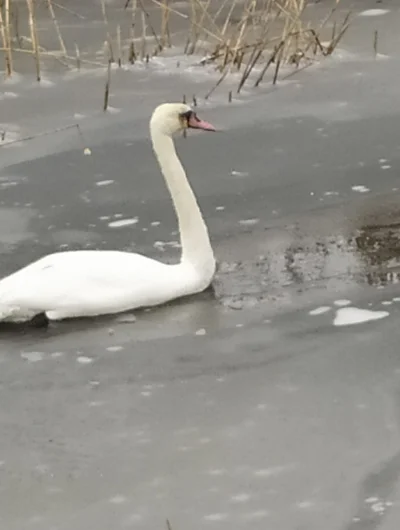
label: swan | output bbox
[0,103,217,323]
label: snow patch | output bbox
[21,351,44,362]
[333,307,389,327]
[109,495,127,504]
[204,513,229,522]
[230,493,251,503]
[96,180,114,186]
[352,185,370,193]
[242,510,269,520]
[333,299,351,307]
[309,306,331,316]
[0,123,22,147]
[359,9,389,17]
[106,106,121,114]
[239,218,259,226]
[231,170,249,177]
[0,91,18,100]
[77,356,94,364]
[108,218,138,228]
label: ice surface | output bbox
[1,2,400,530]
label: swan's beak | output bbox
[188,114,216,132]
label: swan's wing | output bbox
[0,250,184,319]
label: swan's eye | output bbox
[179,110,194,128]
[179,110,215,132]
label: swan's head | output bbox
[150,103,216,137]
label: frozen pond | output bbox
[1,0,400,529]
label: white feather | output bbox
[0,103,216,322]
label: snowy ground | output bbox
[1,1,400,529]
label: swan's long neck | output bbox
[150,126,215,272]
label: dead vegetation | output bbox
[0,0,351,95]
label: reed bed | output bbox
[0,0,351,94]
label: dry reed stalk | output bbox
[184,0,197,54]
[237,43,263,92]
[236,50,244,69]
[103,59,111,111]
[65,54,104,67]
[211,0,230,26]
[0,3,12,76]
[253,0,311,88]
[220,39,231,70]
[195,0,229,50]
[184,0,226,55]
[52,1,85,20]
[254,39,283,86]
[100,0,114,62]
[4,0,13,73]
[149,0,188,21]
[373,29,378,57]
[160,0,171,48]
[187,0,213,55]
[100,0,108,25]
[237,0,275,91]
[1,45,104,67]
[193,0,225,40]
[26,0,41,82]
[272,40,284,84]
[150,0,224,46]
[138,0,162,53]
[128,0,137,63]
[301,4,341,58]
[204,69,228,99]
[230,0,252,66]
[325,10,351,55]
[283,0,304,59]
[274,0,299,26]
[116,24,122,65]
[221,0,238,36]
[280,56,313,81]
[140,8,146,59]
[308,29,326,55]
[0,123,82,148]
[12,1,22,47]
[331,20,336,44]
[74,42,81,69]
[47,0,67,56]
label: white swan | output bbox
[0,103,217,323]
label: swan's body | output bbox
[0,103,217,323]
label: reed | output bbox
[103,58,111,112]
[47,0,67,57]
[0,1,12,76]
[26,0,41,82]
[0,0,350,94]
[160,0,171,48]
